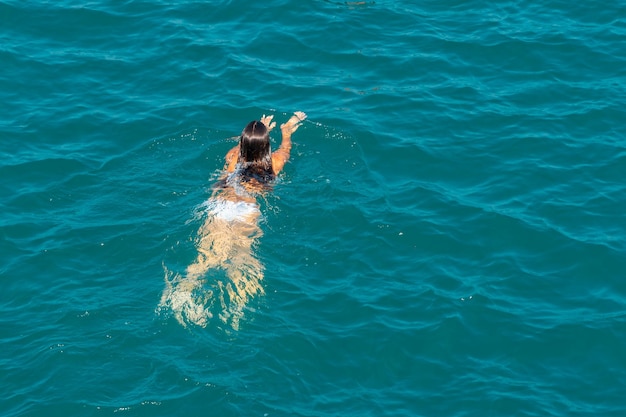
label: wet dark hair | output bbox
[236,120,275,185]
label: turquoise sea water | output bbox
[2,1,626,415]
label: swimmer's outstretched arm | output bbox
[272,111,306,174]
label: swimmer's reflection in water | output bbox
[160,112,307,330]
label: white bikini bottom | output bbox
[205,198,260,222]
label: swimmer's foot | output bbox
[260,114,276,132]
[280,111,307,134]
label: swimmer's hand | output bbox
[280,111,307,134]
[260,114,276,132]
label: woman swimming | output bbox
[159,111,307,330]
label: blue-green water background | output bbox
[2,1,626,415]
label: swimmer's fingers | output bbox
[280,111,307,133]
[260,114,276,132]
[293,111,307,122]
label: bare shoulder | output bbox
[225,145,239,172]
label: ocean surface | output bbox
[1,1,625,416]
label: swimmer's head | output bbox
[239,120,272,169]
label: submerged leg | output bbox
[162,199,265,330]
[217,243,265,330]
[159,267,214,328]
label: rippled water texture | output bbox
[1,1,625,416]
